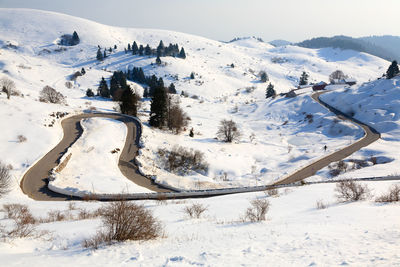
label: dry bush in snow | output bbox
[335,180,371,202]
[243,199,270,222]
[167,104,189,134]
[39,85,65,104]
[0,161,11,198]
[265,187,279,197]
[316,199,328,209]
[375,185,400,203]
[65,81,73,89]
[83,201,162,248]
[158,145,208,175]
[17,135,27,143]
[0,77,16,99]
[217,119,241,143]
[183,203,208,219]
[2,203,37,237]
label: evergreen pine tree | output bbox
[190,72,195,79]
[103,49,107,59]
[119,86,139,116]
[132,41,138,55]
[149,85,168,127]
[108,47,112,52]
[128,43,131,51]
[138,45,144,56]
[157,40,165,56]
[81,67,86,75]
[299,71,309,86]
[72,31,80,45]
[96,48,103,61]
[386,60,400,79]
[86,88,94,97]
[98,77,110,98]
[266,83,276,98]
[156,56,162,65]
[179,47,186,59]
[168,83,177,94]
[259,71,268,82]
[114,45,117,49]
[109,75,119,99]
[145,44,152,55]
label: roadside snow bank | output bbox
[49,117,153,195]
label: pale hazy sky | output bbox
[0,0,399,42]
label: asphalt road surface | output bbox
[273,91,380,185]
[20,113,171,201]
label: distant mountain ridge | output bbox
[296,35,399,62]
[359,35,400,62]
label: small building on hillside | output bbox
[330,78,357,86]
[344,78,357,86]
[312,81,328,91]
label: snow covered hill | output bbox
[0,8,391,191]
[308,77,400,181]
[0,8,399,266]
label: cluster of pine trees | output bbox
[126,67,177,96]
[149,83,188,133]
[96,40,186,62]
[95,71,139,116]
[124,40,186,59]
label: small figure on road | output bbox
[189,128,194,138]
[323,145,327,152]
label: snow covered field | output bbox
[0,8,399,266]
[1,181,399,266]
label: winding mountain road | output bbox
[20,113,171,201]
[273,91,381,185]
[21,91,381,201]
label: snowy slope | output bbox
[308,77,400,181]
[0,8,390,191]
[0,8,399,266]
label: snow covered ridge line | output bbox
[47,175,400,200]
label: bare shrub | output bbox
[82,231,108,249]
[158,145,208,175]
[0,77,16,99]
[155,194,168,205]
[328,160,348,177]
[244,199,270,222]
[65,81,73,89]
[369,156,378,165]
[329,70,347,83]
[266,187,279,197]
[17,135,27,143]
[167,104,189,134]
[0,161,11,198]
[335,180,371,202]
[68,202,77,211]
[316,200,327,209]
[217,119,241,143]
[375,185,400,203]
[245,86,256,93]
[3,204,37,237]
[183,203,208,219]
[44,210,67,222]
[84,201,161,247]
[39,86,66,104]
